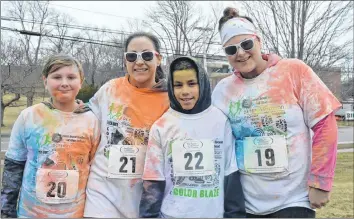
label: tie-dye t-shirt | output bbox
[212,54,341,215]
[84,75,169,218]
[142,106,238,218]
[5,103,100,218]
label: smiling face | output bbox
[173,69,199,110]
[224,34,263,76]
[43,65,82,104]
[125,36,162,88]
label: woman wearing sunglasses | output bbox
[211,7,341,218]
[83,32,169,218]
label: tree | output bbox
[1,37,29,126]
[241,1,353,69]
[5,1,53,107]
[145,0,223,63]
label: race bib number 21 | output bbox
[108,145,146,179]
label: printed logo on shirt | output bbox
[167,139,223,198]
[105,117,149,158]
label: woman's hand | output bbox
[309,187,330,209]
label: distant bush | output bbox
[76,84,98,103]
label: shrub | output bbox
[76,84,98,103]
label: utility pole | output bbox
[194,27,212,74]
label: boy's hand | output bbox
[309,187,330,209]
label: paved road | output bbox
[1,126,353,152]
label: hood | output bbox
[42,98,91,114]
[151,78,168,92]
[168,56,211,114]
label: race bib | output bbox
[244,135,288,173]
[36,169,79,204]
[107,145,146,179]
[172,139,215,177]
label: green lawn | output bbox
[337,120,354,127]
[338,143,354,149]
[316,152,354,218]
[1,94,44,134]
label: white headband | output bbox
[220,17,259,45]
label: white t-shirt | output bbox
[83,77,169,218]
[212,56,341,215]
[142,106,238,218]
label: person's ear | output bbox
[42,76,48,89]
[156,53,162,66]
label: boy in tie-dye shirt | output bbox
[1,54,100,218]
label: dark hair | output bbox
[124,32,165,82]
[218,7,254,31]
[171,60,196,72]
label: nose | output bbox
[236,46,246,56]
[135,55,144,65]
[61,78,69,87]
[181,85,189,95]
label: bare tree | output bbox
[145,0,222,63]
[241,1,353,69]
[5,1,54,107]
[1,37,29,126]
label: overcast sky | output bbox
[26,1,243,31]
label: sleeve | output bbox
[308,112,338,191]
[292,60,342,128]
[142,124,165,181]
[224,171,246,218]
[139,180,166,218]
[1,111,27,218]
[224,120,238,176]
[1,157,26,218]
[5,111,27,161]
[89,116,101,162]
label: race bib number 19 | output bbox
[36,169,79,204]
[108,145,146,179]
[172,139,215,177]
[244,135,288,173]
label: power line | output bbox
[1,26,226,60]
[49,3,143,21]
[1,26,122,48]
[1,16,222,46]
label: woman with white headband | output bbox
[212,7,341,218]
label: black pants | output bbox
[246,207,315,218]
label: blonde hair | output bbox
[42,54,84,81]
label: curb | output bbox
[0,133,10,138]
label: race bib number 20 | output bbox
[172,139,215,177]
[36,169,79,204]
[108,145,146,179]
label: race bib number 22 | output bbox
[172,139,215,177]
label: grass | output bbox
[338,143,354,150]
[1,94,44,134]
[316,152,354,218]
[337,120,354,127]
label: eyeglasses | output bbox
[124,51,159,62]
[223,36,256,56]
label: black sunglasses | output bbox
[124,51,158,62]
[223,37,256,56]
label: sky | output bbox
[1,1,352,66]
[45,1,243,30]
